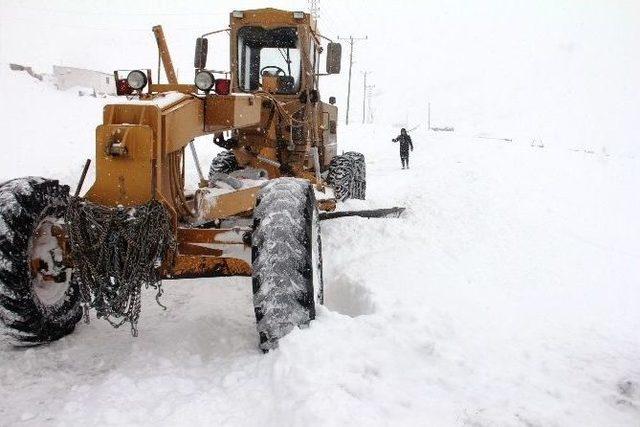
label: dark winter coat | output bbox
[393,134,413,157]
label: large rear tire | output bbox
[0,177,82,346]
[251,178,323,351]
[326,155,353,201]
[343,151,366,200]
[326,152,366,200]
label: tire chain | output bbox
[65,197,175,336]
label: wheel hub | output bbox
[28,215,72,307]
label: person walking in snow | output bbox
[392,128,414,169]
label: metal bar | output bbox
[74,159,91,197]
[177,227,251,244]
[149,83,196,93]
[200,28,230,38]
[178,242,223,257]
[319,207,405,220]
[168,254,252,278]
[191,186,260,223]
[188,140,206,185]
[152,25,178,84]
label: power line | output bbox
[337,35,367,125]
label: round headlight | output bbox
[194,70,215,91]
[126,70,147,91]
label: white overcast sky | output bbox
[1,0,639,153]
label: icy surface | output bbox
[0,68,639,425]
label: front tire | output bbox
[0,177,82,346]
[251,178,323,351]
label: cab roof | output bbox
[231,8,317,32]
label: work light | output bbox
[126,70,147,91]
[194,70,215,91]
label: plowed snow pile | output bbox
[0,67,639,426]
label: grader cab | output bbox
[0,8,373,351]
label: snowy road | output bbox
[1,73,639,426]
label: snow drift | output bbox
[0,66,639,426]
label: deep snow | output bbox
[0,68,639,426]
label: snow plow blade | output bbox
[319,207,405,220]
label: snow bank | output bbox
[1,67,639,426]
[0,65,107,186]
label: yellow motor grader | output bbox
[0,8,392,351]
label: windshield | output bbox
[237,26,301,94]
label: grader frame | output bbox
[82,8,340,280]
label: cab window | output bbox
[237,26,301,94]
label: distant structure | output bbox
[52,66,115,95]
[9,63,116,96]
[9,63,43,80]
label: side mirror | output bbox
[194,37,208,69]
[326,43,342,74]
[329,96,336,105]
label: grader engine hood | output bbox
[85,92,261,208]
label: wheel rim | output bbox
[28,215,72,308]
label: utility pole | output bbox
[338,35,367,125]
[366,84,375,123]
[361,71,371,124]
[308,0,319,19]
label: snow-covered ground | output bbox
[1,68,639,426]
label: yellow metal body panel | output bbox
[319,102,338,166]
[86,125,155,206]
[162,98,205,154]
[85,94,261,211]
[204,95,262,132]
